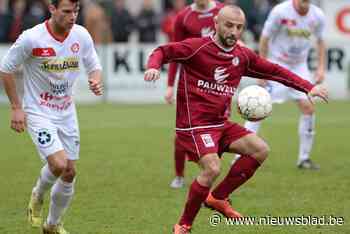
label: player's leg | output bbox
[210,128,269,214]
[44,158,75,234]
[170,136,186,188]
[174,153,221,234]
[26,117,64,228]
[296,98,319,169]
[232,120,261,164]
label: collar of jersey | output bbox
[45,20,71,43]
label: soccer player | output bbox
[165,0,223,189]
[144,5,328,234]
[0,0,102,233]
[237,0,326,169]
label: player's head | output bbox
[294,0,311,15]
[214,5,245,48]
[194,0,210,10]
[49,0,80,31]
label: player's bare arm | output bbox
[165,86,175,104]
[257,36,270,87]
[88,70,103,96]
[314,38,326,84]
[0,71,26,133]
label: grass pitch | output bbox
[0,101,349,234]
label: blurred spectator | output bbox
[246,0,272,41]
[222,0,237,5]
[7,0,49,42]
[110,0,134,42]
[136,0,160,43]
[161,0,185,41]
[0,0,11,42]
[78,0,112,44]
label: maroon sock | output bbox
[179,180,210,226]
[211,155,261,200]
[174,142,186,177]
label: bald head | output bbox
[217,5,246,24]
[214,5,245,48]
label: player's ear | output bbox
[48,4,56,14]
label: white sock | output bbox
[47,178,75,225]
[298,114,315,164]
[234,121,262,161]
[32,164,58,200]
[244,120,261,133]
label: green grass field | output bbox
[0,101,349,234]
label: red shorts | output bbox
[175,121,252,162]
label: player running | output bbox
[144,5,328,234]
[0,0,102,233]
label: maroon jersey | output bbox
[168,1,223,87]
[148,37,314,130]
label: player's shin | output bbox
[212,155,261,200]
[178,179,210,226]
[298,114,315,163]
[33,164,58,199]
[47,178,75,225]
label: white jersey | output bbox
[0,21,101,120]
[261,0,325,65]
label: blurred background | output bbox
[0,0,348,104]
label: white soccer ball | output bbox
[237,85,272,121]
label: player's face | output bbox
[50,0,79,31]
[296,0,310,12]
[216,13,245,47]
[194,0,209,9]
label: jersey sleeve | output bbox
[147,39,200,70]
[261,6,282,38]
[242,47,314,93]
[82,29,102,74]
[314,8,326,40]
[0,31,32,74]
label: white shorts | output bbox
[27,114,80,161]
[267,60,313,103]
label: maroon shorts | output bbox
[175,121,252,162]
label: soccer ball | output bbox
[237,85,272,121]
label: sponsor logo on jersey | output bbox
[280,18,297,26]
[287,28,311,38]
[32,48,56,57]
[41,57,79,72]
[217,52,234,58]
[198,12,214,19]
[214,66,229,83]
[201,27,215,37]
[71,42,80,53]
[197,80,236,96]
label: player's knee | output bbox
[49,160,67,176]
[206,163,221,179]
[61,167,76,182]
[255,142,270,163]
[300,102,315,115]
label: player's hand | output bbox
[88,77,103,96]
[314,68,325,85]
[308,84,328,104]
[144,68,160,82]
[257,79,268,87]
[164,86,174,104]
[10,108,26,133]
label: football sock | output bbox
[47,178,74,225]
[244,120,261,133]
[33,164,58,200]
[174,140,185,177]
[212,155,260,200]
[179,179,210,226]
[298,114,315,163]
